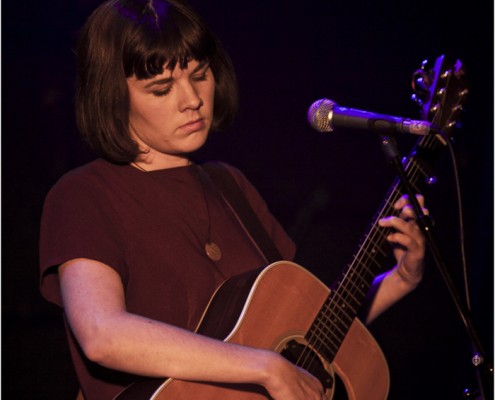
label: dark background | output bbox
[2,0,493,399]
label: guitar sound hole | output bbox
[281,340,334,391]
[332,375,349,400]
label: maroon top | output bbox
[39,158,295,399]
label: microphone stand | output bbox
[376,133,493,400]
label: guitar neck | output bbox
[306,135,441,362]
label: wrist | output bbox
[251,349,281,386]
[255,350,290,395]
[394,264,422,287]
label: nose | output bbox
[178,81,203,112]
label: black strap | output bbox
[199,162,282,264]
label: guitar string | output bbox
[297,165,417,367]
[297,186,402,367]
[301,161,422,366]
[299,135,438,366]
[299,157,426,366]
[319,173,408,336]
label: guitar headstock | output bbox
[411,55,469,139]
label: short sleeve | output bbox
[39,171,125,306]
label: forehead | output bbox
[153,59,206,77]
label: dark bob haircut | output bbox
[75,0,238,164]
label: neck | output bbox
[132,155,192,171]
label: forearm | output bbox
[81,310,275,385]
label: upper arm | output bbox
[58,258,126,353]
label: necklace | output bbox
[195,167,222,261]
[131,161,222,261]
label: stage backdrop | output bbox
[2,0,493,399]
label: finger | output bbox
[399,205,429,220]
[393,194,425,210]
[387,230,423,248]
[379,215,423,235]
[379,215,408,230]
[380,217,426,246]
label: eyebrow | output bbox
[143,61,210,89]
[144,77,173,89]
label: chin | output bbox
[185,129,210,152]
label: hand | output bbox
[263,352,326,400]
[378,194,428,286]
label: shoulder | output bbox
[47,159,126,194]
[55,158,119,182]
[43,159,129,210]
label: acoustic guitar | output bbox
[115,55,468,400]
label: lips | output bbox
[178,118,205,134]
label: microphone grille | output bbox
[307,98,336,132]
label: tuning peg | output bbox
[410,93,423,106]
[463,387,481,399]
[411,67,432,106]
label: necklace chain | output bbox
[132,162,147,172]
[195,167,222,261]
[196,168,213,245]
[131,161,222,261]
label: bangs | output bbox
[120,0,216,79]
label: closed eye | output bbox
[152,87,172,97]
[192,72,208,82]
[148,61,210,97]
[192,63,210,82]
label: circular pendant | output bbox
[205,242,222,261]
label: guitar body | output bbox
[116,261,389,400]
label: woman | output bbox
[39,0,427,399]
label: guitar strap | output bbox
[199,162,282,264]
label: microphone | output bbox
[307,98,439,136]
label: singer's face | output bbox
[127,59,215,167]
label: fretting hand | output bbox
[379,194,428,286]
